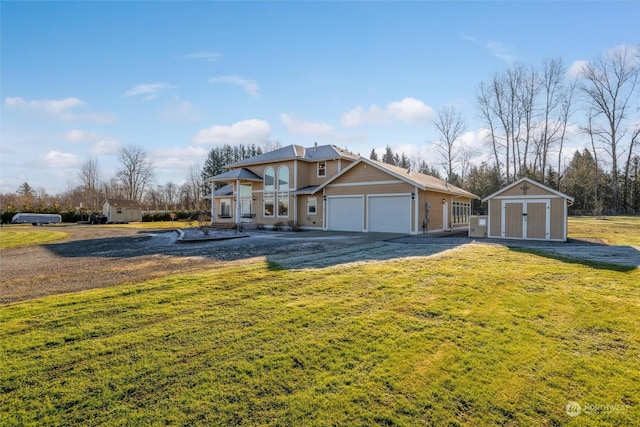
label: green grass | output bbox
[0,228,69,249]
[2,243,638,426]
[569,216,640,246]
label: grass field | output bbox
[0,228,69,249]
[1,218,638,426]
[568,216,640,246]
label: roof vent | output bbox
[314,142,318,151]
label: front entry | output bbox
[239,184,253,223]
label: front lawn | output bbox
[1,243,638,426]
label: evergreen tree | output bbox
[369,148,379,161]
[382,145,396,165]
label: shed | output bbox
[102,199,145,223]
[482,178,574,242]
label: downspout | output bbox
[211,181,216,223]
[414,186,419,235]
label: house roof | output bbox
[312,157,480,199]
[205,168,263,182]
[292,185,320,195]
[481,177,575,203]
[104,198,145,208]
[227,144,358,167]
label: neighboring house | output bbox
[206,144,479,234]
[477,177,574,241]
[102,199,145,223]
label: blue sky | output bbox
[2,1,639,195]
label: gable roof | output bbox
[227,144,358,167]
[481,177,574,203]
[204,168,263,182]
[104,198,145,208]
[313,157,480,199]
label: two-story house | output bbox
[205,143,479,234]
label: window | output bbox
[317,161,326,177]
[307,197,317,215]
[220,199,232,218]
[264,198,274,217]
[277,165,289,190]
[278,198,289,217]
[117,208,122,214]
[264,167,275,191]
[452,202,471,224]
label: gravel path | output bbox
[1,226,637,305]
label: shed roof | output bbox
[481,177,574,203]
[104,199,145,208]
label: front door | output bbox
[239,184,253,222]
[442,202,449,230]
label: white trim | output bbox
[491,194,565,200]
[328,180,403,187]
[414,186,419,234]
[317,161,327,178]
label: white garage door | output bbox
[368,195,411,233]
[327,196,363,231]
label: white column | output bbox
[210,182,216,223]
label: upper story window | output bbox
[278,165,289,191]
[264,167,275,191]
[317,161,326,177]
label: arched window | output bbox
[277,165,289,191]
[264,167,275,191]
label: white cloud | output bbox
[39,151,79,168]
[460,34,517,63]
[5,97,84,120]
[567,60,588,78]
[185,51,223,62]
[192,119,271,145]
[280,114,333,136]
[342,97,434,128]
[4,96,116,123]
[209,75,260,97]
[124,83,176,100]
[151,145,209,169]
[158,96,200,123]
[63,129,100,143]
[90,139,121,155]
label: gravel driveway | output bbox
[1,226,638,305]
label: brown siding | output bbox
[296,195,322,228]
[504,202,523,238]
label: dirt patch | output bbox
[2,226,637,305]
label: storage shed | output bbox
[482,178,574,242]
[102,199,144,223]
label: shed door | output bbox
[327,196,364,232]
[368,195,411,233]
[503,202,524,238]
[501,200,550,240]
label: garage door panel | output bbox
[327,197,363,231]
[368,195,411,233]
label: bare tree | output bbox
[579,45,640,208]
[116,145,154,201]
[78,157,103,210]
[261,139,282,153]
[433,106,466,182]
